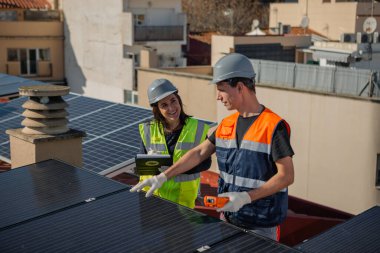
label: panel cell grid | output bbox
[104,124,143,148]
[83,138,139,173]
[66,96,114,119]
[0,109,19,121]
[0,116,22,144]
[69,104,152,136]
[0,96,27,114]
[0,142,10,159]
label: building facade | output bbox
[63,0,187,104]
[0,8,64,85]
[270,0,380,41]
[136,59,380,216]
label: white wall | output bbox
[270,1,358,40]
[211,34,311,65]
[63,0,133,103]
[218,85,380,215]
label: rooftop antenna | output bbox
[300,16,309,34]
[363,0,377,67]
[363,16,377,34]
[252,19,260,30]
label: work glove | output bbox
[216,191,251,212]
[130,172,167,197]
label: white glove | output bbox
[216,192,251,212]
[130,172,167,197]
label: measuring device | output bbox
[203,196,229,208]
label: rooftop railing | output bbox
[134,26,183,42]
[252,59,380,98]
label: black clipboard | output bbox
[135,154,172,175]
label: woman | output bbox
[138,79,211,208]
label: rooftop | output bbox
[0,0,51,9]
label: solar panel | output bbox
[0,142,10,162]
[0,95,152,172]
[0,160,298,253]
[296,206,380,253]
[0,73,46,96]
[204,232,298,253]
[0,160,127,229]
[82,138,139,173]
[0,93,216,174]
[0,116,22,144]
[105,124,144,147]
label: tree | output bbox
[183,0,270,35]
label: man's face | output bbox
[216,81,240,110]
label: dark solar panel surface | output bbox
[205,232,298,253]
[0,190,240,253]
[0,159,299,253]
[0,160,126,229]
[296,206,380,253]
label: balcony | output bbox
[134,26,184,42]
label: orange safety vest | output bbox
[215,108,290,228]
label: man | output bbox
[131,53,294,241]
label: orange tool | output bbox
[204,196,229,208]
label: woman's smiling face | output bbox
[157,93,181,123]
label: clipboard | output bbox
[135,154,172,175]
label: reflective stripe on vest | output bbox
[220,171,286,192]
[140,118,209,182]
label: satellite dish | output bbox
[252,19,260,29]
[363,17,377,34]
[300,16,309,28]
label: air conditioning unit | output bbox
[282,25,291,34]
[374,32,379,43]
[357,32,363,43]
[361,33,369,43]
[341,33,356,43]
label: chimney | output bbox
[6,85,86,169]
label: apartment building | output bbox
[270,0,380,41]
[0,3,64,84]
[63,0,187,104]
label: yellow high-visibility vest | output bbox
[139,117,209,208]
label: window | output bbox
[124,90,138,105]
[7,49,18,61]
[7,48,50,76]
[39,49,50,61]
[134,14,145,26]
[322,0,331,3]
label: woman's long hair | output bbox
[151,93,190,131]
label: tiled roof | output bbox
[189,32,219,45]
[288,27,327,38]
[0,0,51,9]
[0,160,11,172]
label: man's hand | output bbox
[216,192,251,212]
[130,172,167,197]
